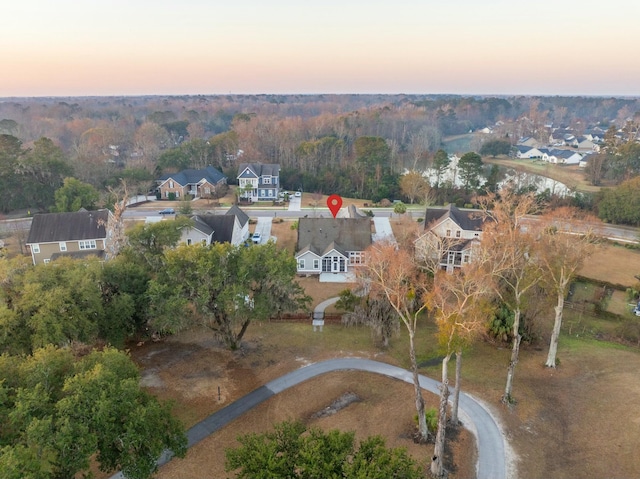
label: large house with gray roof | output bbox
[237,163,280,202]
[415,204,487,272]
[156,166,227,200]
[26,209,118,265]
[295,218,372,282]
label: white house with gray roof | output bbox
[295,218,372,282]
[179,205,250,246]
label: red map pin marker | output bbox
[327,194,343,218]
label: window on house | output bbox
[79,240,97,250]
[446,229,451,237]
[298,259,305,269]
[263,177,271,184]
[169,180,174,188]
[349,251,364,265]
[43,259,50,264]
[187,238,192,245]
[32,244,40,253]
[59,242,67,251]
[313,259,319,269]
[456,230,461,238]
[463,255,470,263]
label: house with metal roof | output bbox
[26,209,118,265]
[295,217,371,282]
[237,163,280,202]
[156,166,227,200]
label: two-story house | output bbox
[237,163,280,202]
[415,204,487,272]
[295,218,371,282]
[26,209,119,265]
[179,205,250,246]
[156,166,227,200]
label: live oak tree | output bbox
[16,137,73,211]
[225,421,423,479]
[0,256,145,354]
[0,346,186,479]
[53,177,100,213]
[355,242,431,442]
[148,242,310,350]
[124,217,194,272]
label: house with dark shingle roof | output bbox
[515,145,544,159]
[295,218,371,282]
[26,209,118,265]
[156,166,227,200]
[237,163,280,202]
[180,206,250,246]
[416,204,488,272]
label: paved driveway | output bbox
[372,217,397,244]
[109,358,508,479]
[253,217,273,244]
[288,195,301,211]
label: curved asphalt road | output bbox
[110,358,507,479]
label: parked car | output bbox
[252,232,262,244]
[294,191,302,197]
[159,208,175,215]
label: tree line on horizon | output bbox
[1,94,640,224]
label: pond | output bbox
[416,158,573,196]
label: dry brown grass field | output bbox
[482,156,603,193]
[578,243,640,287]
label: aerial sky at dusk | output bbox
[2,0,640,97]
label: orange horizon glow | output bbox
[2,1,640,98]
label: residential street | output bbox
[109,358,508,479]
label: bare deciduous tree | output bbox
[477,188,542,404]
[538,208,600,368]
[355,241,431,441]
[424,263,491,478]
